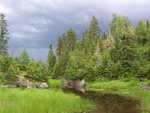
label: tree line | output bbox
[0,13,150,83]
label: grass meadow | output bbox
[0,88,94,113]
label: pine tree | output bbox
[110,15,137,77]
[0,13,8,55]
[57,29,77,56]
[135,21,148,45]
[47,44,56,68]
[88,16,101,39]
[103,30,115,49]
[19,49,30,65]
[110,14,131,40]
[54,29,77,78]
[82,16,101,54]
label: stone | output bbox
[39,82,49,88]
[64,79,74,89]
[143,86,150,90]
[27,81,34,88]
[4,84,17,88]
[74,79,85,93]
[16,81,28,87]
[64,79,85,93]
[34,82,41,88]
[16,80,33,88]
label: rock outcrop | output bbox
[16,80,49,89]
[3,84,17,88]
[64,79,85,93]
[143,86,150,90]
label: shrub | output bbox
[27,61,48,81]
[48,79,62,88]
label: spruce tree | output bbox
[110,15,137,77]
[19,49,30,65]
[48,44,56,68]
[0,13,8,55]
[54,29,77,78]
[83,16,101,54]
[135,21,148,45]
[88,16,101,39]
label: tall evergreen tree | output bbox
[88,16,101,39]
[135,21,148,45]
[57,29,77,56]
[0,13,8,55]
[110,14,131,40]
[83,16,102,54]
[19,49,30,65]
[54,29,77,78]
[47,44,56,68]
[110,15,137,77]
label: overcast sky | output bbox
[0,0,150,61]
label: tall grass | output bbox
[87,78,150,89]
[0,88,94,113]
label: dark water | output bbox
[64,89,141,113]
[80,91,141,113]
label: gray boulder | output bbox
[64,79,85,93]
[74,79,85,93]
[16,81,27,87]
[39,82,49,88]
[143,86,150,90]
[4,84,17,88]
[64,80,74,89]
[16,80,33,88]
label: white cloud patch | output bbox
[0,4,11,14]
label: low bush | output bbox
[48,79,62,88]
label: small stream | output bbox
[64,89,141,113]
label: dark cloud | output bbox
[0,0,150,60]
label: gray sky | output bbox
[0,0,150,60]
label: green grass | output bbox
[48,79,63,88]
[87,78,150,89]
[87,79,150,113]
[0,88,94,113]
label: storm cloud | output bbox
[0,0,150,60]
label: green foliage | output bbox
[88,16,101,39]
[57,29,77,56]
[1,14,150,82]
[64,55,85,80]
[0,55,13,73]
[27,60,48,81]
[48,79,62,88]
[48,44,56,68]
[19,49,30,65]
[7,58,20,75]
[109,15,138,78]
[109,14,132,39]
[49,14,150,81]
[52,29,77,78]
[47,44,56,77]
[135,21,150,45]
